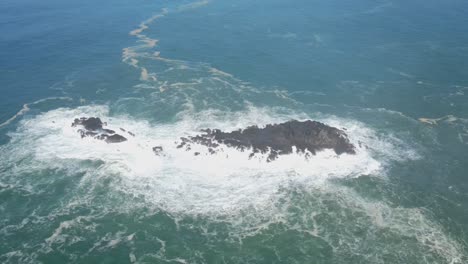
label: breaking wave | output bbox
[0,105,464,263]
[1,1,466,262]
[1,104,414,216]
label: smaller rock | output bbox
[72,117,103,131]
[102,128,115,134]
[152,146,164,156]
[104,134,127,143]
[72,117,127,144]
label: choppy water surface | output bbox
[1,0,468,263]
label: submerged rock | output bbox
[183,120,356,161]
[101,134,127,143]
[72,117,127,144]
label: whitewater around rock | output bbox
[72,117,356,161]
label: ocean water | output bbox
[1,0,468,263]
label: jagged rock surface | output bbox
[72,117,127,143]
[180,120,356,161]
[72,117,356,161]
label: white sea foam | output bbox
[4,104,414,217]
[284,185,467,264]
[123,9,168,76]
[45,216,91,244]
[2,105,465,263]
[209,67,234,78]
[122,1,213,89]
[0,97,72,129]
[2,0,466,261]
[177,0,210,12]
[139,67,157,81]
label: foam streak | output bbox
[0,97,72,129]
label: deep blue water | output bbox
[1,0,468,263]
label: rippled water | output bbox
[1,0,468,263]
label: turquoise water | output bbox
[1,0,468,263]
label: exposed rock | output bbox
[72,117,127,144]
[101,134,127,143]
[184,120,355,161]
[208,148,216,154]
[72,117,356,162]
[73,117,103,131]
[152,146,164,156]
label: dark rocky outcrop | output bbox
[180,120,355,161]
[152,146,164,156]
[72,117,127,143]
[72,117,356,161]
